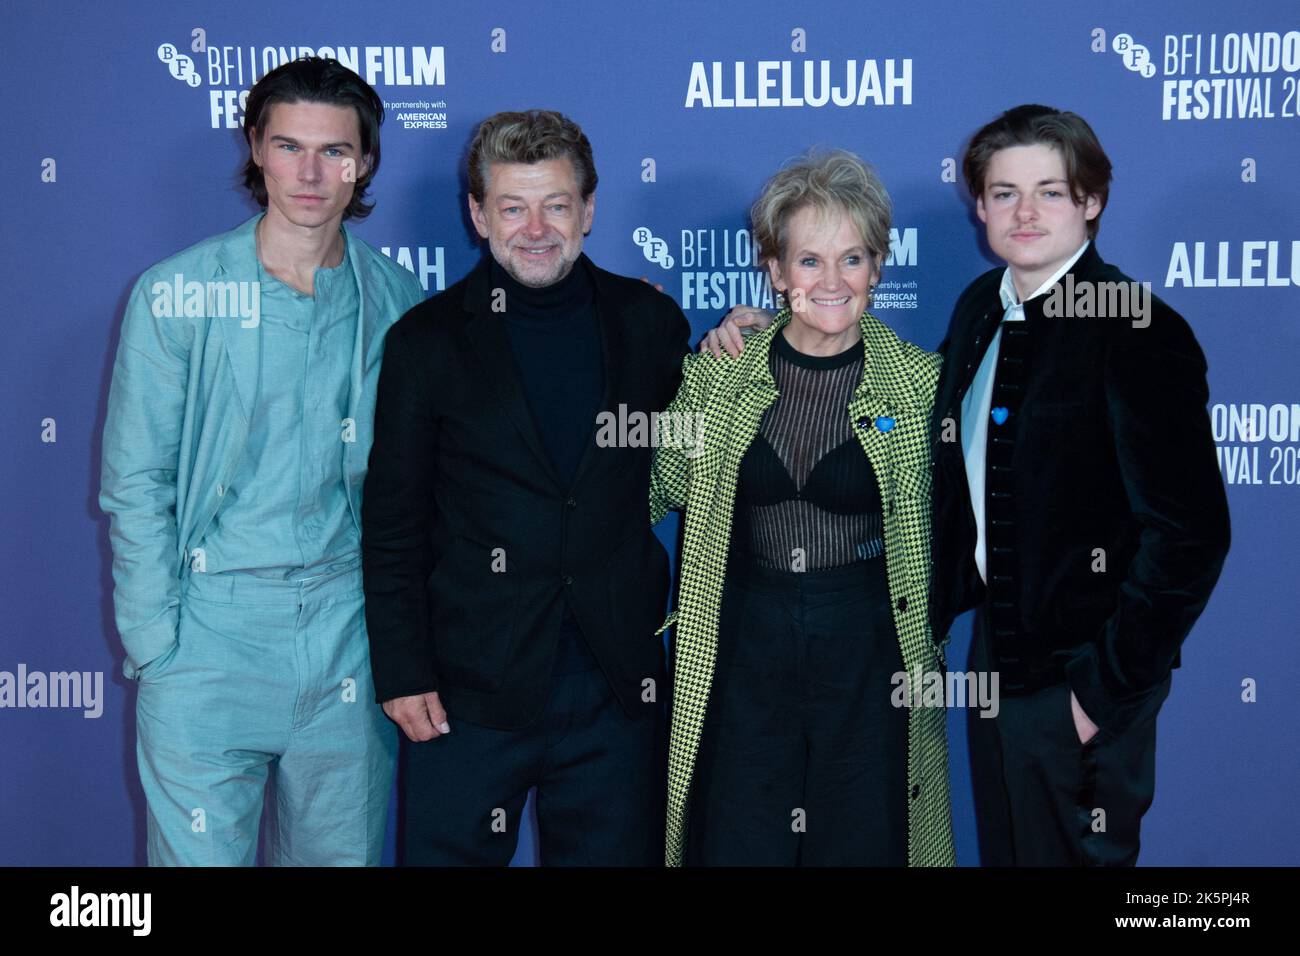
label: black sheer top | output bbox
[734,331,884,570]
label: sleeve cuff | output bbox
[118,615,180,681]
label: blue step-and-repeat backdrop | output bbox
[2,0,1297,865]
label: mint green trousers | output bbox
[134,563,396,865]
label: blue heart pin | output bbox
[875,416,896,433]
[990,406,1009,425]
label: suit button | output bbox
[910,784,920,800]
[897,596,908,612]
[565,497,577,508]
[562,574,574,586]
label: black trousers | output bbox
[399,624,665,866]
[686,558,908,866]
[968,624,1172,866]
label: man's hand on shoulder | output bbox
[701,306,774,358]
[383,691,451,742]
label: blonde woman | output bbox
[651,150,954,866]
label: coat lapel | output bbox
[849,316,929,501]
[714,318,782,492]
[724,311,925,484]
[849,387,906,492]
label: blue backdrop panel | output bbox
[1,0,1296,865]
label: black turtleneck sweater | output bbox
[491,254,605,676]
[491,254,605,489]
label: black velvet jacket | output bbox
[929,244,1230,735]
[361,253,690,728]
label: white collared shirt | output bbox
[960,240,1090,583]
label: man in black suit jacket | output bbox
[930,104,1230,865]
[362,110,690,865]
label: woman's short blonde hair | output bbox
[750,148,892,270]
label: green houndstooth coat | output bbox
[649,308,956,867]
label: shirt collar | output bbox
[998,239,1090,320]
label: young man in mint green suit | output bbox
[99,57,422,865]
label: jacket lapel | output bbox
[569,259,624,491]
[947,300,1003,414]
[932,289,1003,463]
[349,227,388,420]
[342,224,384,530]
[461,257,566,492]
[212,216,263,428]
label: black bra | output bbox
[737,431,882,516]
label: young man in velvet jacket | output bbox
[928,104,1231,865]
